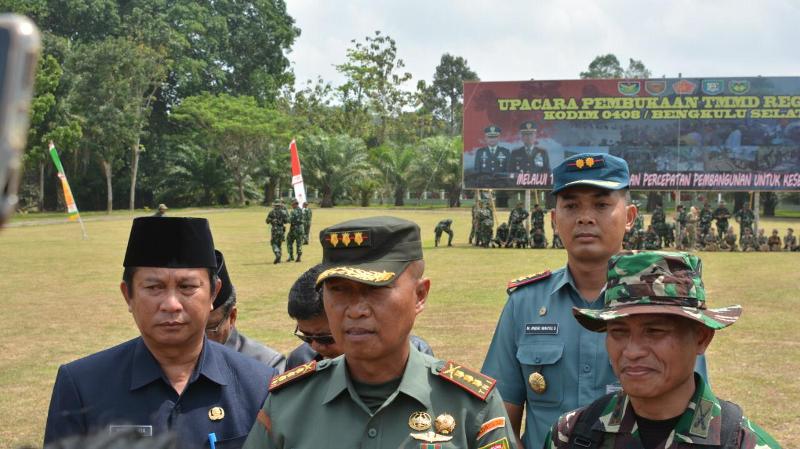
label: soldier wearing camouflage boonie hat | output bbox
[572,250,742,331]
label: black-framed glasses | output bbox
[205,306,233,334]
[293,326,335,345]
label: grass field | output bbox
[1,207,798,448]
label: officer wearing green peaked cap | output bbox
[243,216,517,449]
[545,250,781,449]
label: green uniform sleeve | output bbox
[473,389,520,449]
[242,397,277,449]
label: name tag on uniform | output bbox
[606,384,622,394]
[524,323,559,335]
[109,425,153,437]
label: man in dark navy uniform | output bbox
[44,217,274,449]
[510,120,549,173]
[473,125,510,175]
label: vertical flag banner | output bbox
[48,142,88,238]
[289,139,307,205]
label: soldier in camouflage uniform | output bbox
[302,202,312,245]
[469,200,481,245]
[530,227,547,248]
[675,204,688,249]
[531,203,546,231]
[643,225,661,250]
[650,205,668,247]
[721,226,738,251]
[739,227,757,252]
[433,218,454,247]
[286,199,305,262]
[702,226,719,251]
[266,200,288,264]
[545,251,782,449]
[699,203,714,241]
[686,205,699,251]
[768,229,782,251]
[478,203,494,247]
[734,202,754,241]
[756,228,769,251]
[713,200,731,241]
[507,202,529,248]
[492,222,509,248]
[784,228,797,251]
[629,203,646,250]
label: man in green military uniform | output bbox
[713,200,731,241]
[530,227,547,248]
[757,228,769,251]
[243,216,517,449]
[266,200,287,264]
[699,203,714,240]
[784,228,797,251]
[650,204,667,247]
[478,202,494,248]
[531,203,546,231]
[507,202,529,248]
[302,202,312,245]
[734,202,754,241]
[469,200,481,245]
[492,222,509,248]
[286,199,304,262]
[740,227,757,252]
[433,218,454,247]
[675,204,688,249]
[545,251,782,449]
[643,225,661,250]
[703,226,719,251]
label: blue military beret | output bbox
[551,153,630,195]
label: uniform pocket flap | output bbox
[516,343,564,366]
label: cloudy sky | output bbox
[285,0,799,90]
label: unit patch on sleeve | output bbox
[268,360,317,392]
[478,437,510,449]
[476,417,506,440]
[506,270,551,294]
[438,361,496,400]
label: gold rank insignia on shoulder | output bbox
[208,406,224,421]
[438,361,496,401]
[268,360,317,392]
[506,270,552,293]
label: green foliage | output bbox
[298,134,369,207]
[424,54,478,136]
[369,142,418,206]
[580,54,651,79]
[411,135,464,207]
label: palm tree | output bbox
[299,134,369,207]
[412,136,463,207]
[370,142,418,206]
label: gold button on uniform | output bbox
[528,372,546,394]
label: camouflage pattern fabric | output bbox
[492,223,508,248]
[266,207,287,258]
[530,228,547,248]
[734,207,754,239]
[434,219,454,247]
[302,207,312,244]
[286,207,305,259]
[573,250,742,332]
[643,229,661,250]
[478,207,494,247]
[699,206,714,237]
[532,207,546,231]
[714,205,731,240]
[508,206,529,247]
[544,374,782,449]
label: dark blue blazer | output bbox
[44,337,274,449]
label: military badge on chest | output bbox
[409,411,456,444]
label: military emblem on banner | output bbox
[617,81,640,96]
[701,80,724,95]
[644,80,667,96]
[672,79,697,95]
[729,80,750,95]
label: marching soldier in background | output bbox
[510,121,549,173]
[713,200,731,241]
[286,199,304,262]
[545,251,781,449]
[433,218,454,247]
[474,125,510,175]
[734,201,755,241]
[302,202,312,245]
[266,200,288,264]
[507,202,529,248]
[243,217,517,449]
[651,204,667,247]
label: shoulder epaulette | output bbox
[438,360,496,401]
[506,270,551,294]
[268,360,317,392]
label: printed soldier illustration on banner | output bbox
[462,77,800,191]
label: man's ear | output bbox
[120,281,133,313]
[414,278,431,315]
[625,203,638,232]
[210,278,222,311]
[696,326,715,355]
[229,306,238,328]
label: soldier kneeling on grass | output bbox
[544,250,782,449]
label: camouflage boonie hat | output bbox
[573,251,742,332]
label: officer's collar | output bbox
[129,337,229,391]
[551,266,606,301]
[322,343,432,411]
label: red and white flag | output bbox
[289,139,307,205]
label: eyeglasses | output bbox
[293,326,335,345]
[205,306,233,334]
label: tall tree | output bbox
[369,142,418,206]
[412,136,464,207]
[428,54,478,136]
[171,93,292,205]
[336,31,412,146]
[299,134,369,207]
[67,37,164,213]
[580,54,651,79]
